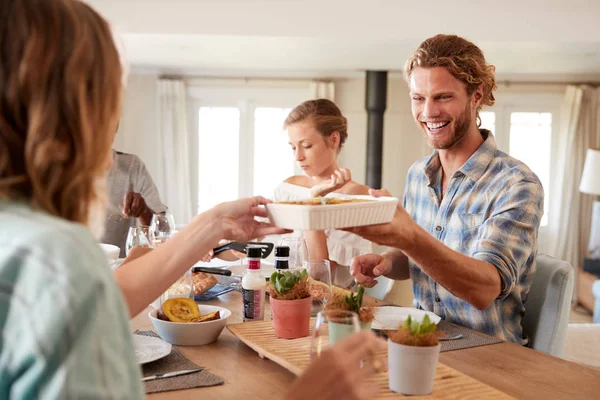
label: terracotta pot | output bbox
[388,340,441,395]
[270,296,312,339]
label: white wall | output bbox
[113,73,161,181]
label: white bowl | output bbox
[266,195,399,230]
[99,243,120,261]
[149,304,231,346]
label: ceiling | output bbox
[87,0,600,81]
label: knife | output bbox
[142,368,203,382]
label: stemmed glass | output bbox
[303,259,332,316]
[151,212,177,247]
[279,236,309,269]
[310,310,360,359]
[125,226,155,256]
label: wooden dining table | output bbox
[131,291,600,399]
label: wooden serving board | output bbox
[228,320,513,399]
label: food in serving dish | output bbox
[192,271,218,295]
[160,298,221,323]
[149,304,231,345]
[277,197,373,206]
[266,195,399,230]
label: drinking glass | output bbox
[279,236,309,269]
[125,226,155,256]
[151,212,176,246]
[151,269,195,310]
[303,259,332,315]
[310,309,360,359]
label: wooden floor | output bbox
[569,304,593,323]
[565,304,599,370]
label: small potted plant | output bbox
[325,284,375,330]
[267,269,312,339]
[387,315,441,395]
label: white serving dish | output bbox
[149,304,231,346]
[265,195,399,230]
[99,243,120,261]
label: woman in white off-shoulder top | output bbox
[275,99,374,287]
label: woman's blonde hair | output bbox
[404,34,497,118]
[0,0,122,224]
[284,99,348,151]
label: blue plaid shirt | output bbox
[404,131,543,345]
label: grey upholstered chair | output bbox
[522,253,574,357]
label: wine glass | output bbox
[151,212,176,246]
[125,226,155,256]
[303,259,332,316]
[310,309,360,359]
[279,236,309,269]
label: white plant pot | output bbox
[387,339,441,395]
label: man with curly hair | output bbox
[350,34,544,345]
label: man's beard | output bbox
[429,102,472,150]
[88,176,107,240]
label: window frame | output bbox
[187,85,310,212]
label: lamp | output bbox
[579,148,600,258]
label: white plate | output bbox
[266,195,399,230]
[132,334,172,364]
[372,306,441,330]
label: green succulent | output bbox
[403,314,437,336]
[344,284,365,313]
[270,269,309,295]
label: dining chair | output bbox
[522,253,574,357]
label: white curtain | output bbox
[156,79,193,224]
[546,85,600,293]
[310,80,335,101]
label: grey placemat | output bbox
[134,330,224,394]
[436,320,503,352]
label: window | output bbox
[188,85,308,213]
[479,111,496,133]
[197,107,240,212]
[253,107,294,197]
[509,112,552,226]
[478,93,562,229]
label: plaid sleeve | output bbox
[472,176,544,299]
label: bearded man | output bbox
[349,34,544,345]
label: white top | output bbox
[272,182,374,268]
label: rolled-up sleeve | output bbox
[472,176,544,299]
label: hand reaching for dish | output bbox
[310,168,351,197]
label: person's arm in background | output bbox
[121,155,166,226]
